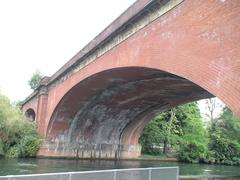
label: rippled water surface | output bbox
[0,158,239,176]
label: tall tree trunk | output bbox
[163,108,176,154]
[163,139,168,153]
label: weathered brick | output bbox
[22,0,240,159]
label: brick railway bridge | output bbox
[22,0,240,159]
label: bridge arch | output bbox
[46,66,213,158]
[25,108,36,122]
[35,0,239,159]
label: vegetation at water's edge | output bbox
[208,107,240,165]
[140,102,240,165]
[0,94,42,158]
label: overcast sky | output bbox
[0,0,136,102]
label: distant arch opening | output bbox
[25,108,36,122]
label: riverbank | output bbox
[138,155,240,179]
[137,154,177,161]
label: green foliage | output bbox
[177,103,209,163]
[140,102,209,163]
[139,119,162,154]
[140,108,181,154]
[140,102,240,166]
[28,70,43,90]
[178,120,208,163]
[0,140,4,157]
[208,107,240,165]
[6,145,21,158]
[0,94,42,158]
[19,136,42,157]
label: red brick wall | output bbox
[24,0,240,138]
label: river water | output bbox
[0,158,239,177]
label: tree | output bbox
[140,102,240,165]
[203,98,223,123]
[140,102,208,162]
[140,102,209,163]
[139,108,181,155]
[177,103,209,163]
[208,107,240,165]
[139,118,163,154]
[28,70,43,90]
[0,93,42,158]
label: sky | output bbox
[0,0,224,119]
[0,0,136,102]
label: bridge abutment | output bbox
[38,142,141,159]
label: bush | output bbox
[0,94,42,158]
[176,104,209,163]
[209,132,240,165]
[6,145,21,158]
[0,140,4,157]
[20,136,42,157]
[178,140,208,163]
[208,107,240,165]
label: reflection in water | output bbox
[0,158,239,176]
